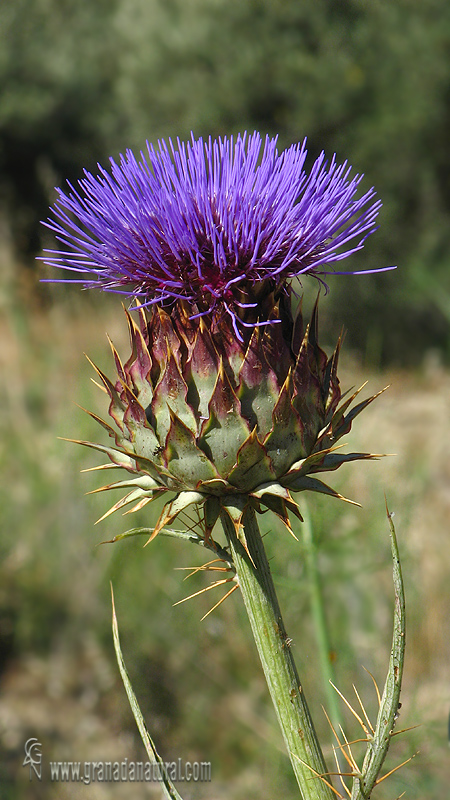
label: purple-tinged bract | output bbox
[76,301,384,540]
[43,132,386,331]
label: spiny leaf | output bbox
[123,307,153,399]
[87,474,160,494]
[251,482,303,526]
[282,474,360,505]
[163,409,219,487]
[75,404,119,439]
[187,322,220,421]
[227,428,275,491]
[238,325,279,433]
[121,382,148,427]
[111,587,186,800]
[198,360,251,475]
[204,495,221,539]
[250,481,292,501]
[351,504,406,799]
[151,353,197,441]
[84,354,126,428]
[149,491,206,542]
[220,496,251,555]
[107,335,127,385]
[94,487,158,524]
[60,437,137,471]
[286,448,381,481]
[332,386,389,442]
[263,373,308,474]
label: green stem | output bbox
[300,500,343,736]
[221,505,335,800]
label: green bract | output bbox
[79,297,382,544]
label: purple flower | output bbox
[42,132,391,332]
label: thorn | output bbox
[374,752,418,785]
[292,756,345,798]
[200,584,239,620]
[172,577,233,607]
[334,736,369,749]
[179,509,206,537]
[390,723,421,737]
[331,745,351,798]
[90,377,108,393]
[329,681,370,734]
[337,725,360,773]
[322,707,358,772]
[176,565,230,577]
[352,683,375,735]
[81,463,119,473]
[361,666,381,707]
[174,558,231,580]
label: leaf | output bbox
[221,496,251,554]
[227,428,275,492]
[251,482,303,526]
[255,494,293,530]
[88,474,161,494]
[198,361,251,476]
[250,481,292,501]
[163,409,219,486]
[150,491,206,541]
[101,527,153,543]
[121,383,148,429]
[282,474,360,505]
[123,308,153,403]
[111,587,186,800]
[187,323,220,421]
[351,504,406,798]
[285,448,381,480]
[94,486,160,524]
[263,373,307,474]
[204,495,221,539]
[151,353,198,441]
[85,355,126,429]
[332,386,388,441]
[238,325,279,433]
[61,437,137,470]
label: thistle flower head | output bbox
[43,132,387,335]
[45,132,390,540]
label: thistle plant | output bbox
[43,132,405,799]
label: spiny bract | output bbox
[78,296,382,544]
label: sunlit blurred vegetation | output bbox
[1,1,450,798]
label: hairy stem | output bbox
[221,505,335,800]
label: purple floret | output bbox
[42,132,392,328]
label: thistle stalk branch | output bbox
[221,504,335,800]
[350,507,406,800]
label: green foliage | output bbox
[2,0,450,359]
[0,0,123,254]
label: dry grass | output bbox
[1,249,449,798]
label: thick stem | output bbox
[221,505,335,800]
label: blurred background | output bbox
[1,1,449,797]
